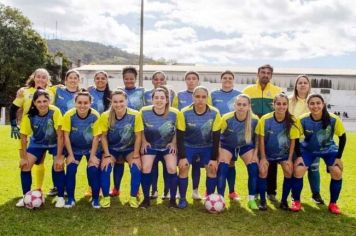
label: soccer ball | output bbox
[23,189,45,209]
[204,193,225,213]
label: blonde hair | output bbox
[236,94,253,144]
[108,89,127,129]
[25,68,51,88]
[290,75,311,107]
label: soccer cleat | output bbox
[290,201,301,212]
[55,197,65,208]
[64,199,76,208]
[150,190,158,199]
[92,198,101,209]
[129,196,139,208]
[100,197,111,208]
[279,201,289,211]
[176,192,181,199]
[259,200,267,211]
[229,192,241,201]
[168,199,178,208]
[312,192,325,205]
[139,198,150,209]
[192,189,202,200]
[328,203,341,214]
[161,192,170,200]
[47,187,58,196]
[248,199,259,210]
[177,198,188,209]
[15,198,25,207]
[267,194,277,202]
[84,187,92,198]
[109,188,120,197]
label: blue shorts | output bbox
[301,151,337,168]
[185,146,212,166]
[27,146,57,165]
[144,147,171,157]
[220,144,255,161]
[110,148,134,161]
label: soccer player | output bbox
[256,93,299,211]
[16,89,63,207]
[10,68,56,192]
[217,94,259,209]
[61,91,102,208]
[139,86,181,208]
[291,94,346,214]
[121,66,145,111]
[212,70,242,201]
[242,64,283,202]
[99,89,143,208]
[177,86,221,209]
[289,75,324,204]
[144,71,175,106]
[88,71,112,114]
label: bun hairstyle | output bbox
[94,71,111,111]
[307,93,330,129]
[28,89,51,117]
[273,93,295,138]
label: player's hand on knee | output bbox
[208,160,217,172]
[333,158,343,171]
[19,158,29,169]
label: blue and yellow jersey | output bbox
[61,108,101,155]
[100,108,144,152]
[13,86,56,118]
[298,112,345,155]
[123,87,145,111]
[144,88,175,106]
[140,105,183,150]
[172,90,212,110]
[211,89,241,115]
[20,105,62,148]
[54,87,76,115]
[220,112,259,148]
[242,81,282,117]
[179,105,221,148]
[256,112,299,161]
[88,87,105,114]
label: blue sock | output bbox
[87,166,100,201]
[247,163,258,196]
[163,161,169,195]
[100,165,112,197]
[292,177,303,201]
[53,170,65,197]
[141,173,152,199]
[21,171,32,195]
[227,166,236,193]
[192,162,200,190]
[168,173,178,200]
[217,162,229,196]
[130,164,141,197]
[66,163,78,200]
[281,177,292,202]
[113,163,124,190]
[178,177,188,200]
[206,177,217,195]
[308,167,320,194]
[258,177,267,201]
[51,165,56,188]
[151,159,159,193]
[330,179,342,203]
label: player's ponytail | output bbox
[307,94,330,129]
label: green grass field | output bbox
[0,125,355,236]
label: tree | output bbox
[0,4,48,106]
[45,51,72,84]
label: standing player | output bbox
[242,64,282,202]
[211,70,241,201]
[88,71,112,114]
[177,86,221,209]
[99,89,143,208]
[289,75,324,204]
[16,90,63,207]
[291,94,346,214]
[256,93,299,210]
[61,91,102,208]
[217,94,259,209]
[139,86,181,208]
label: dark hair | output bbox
[94,71,112,111]
[221,70,234,79]
[75,89,93,103]
[258,64,274,74]
[152,86,170,116]
[152,71,166,80]
[122,66,138,77]
[307,94,330,129]
[184,71,200,80]
[64,69,80,90]
[28,89,51,117]
[290,74,311,106]
[273,93,295,138]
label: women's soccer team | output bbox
[10,66,346,214]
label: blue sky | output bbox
[3,0,356,69]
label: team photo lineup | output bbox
[10,64,346,214]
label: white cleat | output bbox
[55,197,65,208]
[16,198,25,207]
[192,189,202,200]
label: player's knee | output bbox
[330,166,342,180]
[207,168,217,178]
[293,166,305,178]
[166,165,176,174]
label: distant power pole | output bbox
[138,0,144,87]
[55,21,58,39]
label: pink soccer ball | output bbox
[204,193,225,213]
[23,189,45,209]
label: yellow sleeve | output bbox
[100,112,110,133]
[177,110,186,131]
[19,115,32,136]
[134,112,144,132]
[334,116,346,136]
[61,111,72,132]
[220,117,228,133]
[256,118,265,136]
[212,112,221,132]
[92,112,102,136]
[289,123,300,139]
[52,107,62,130]
[172,95,178,109]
